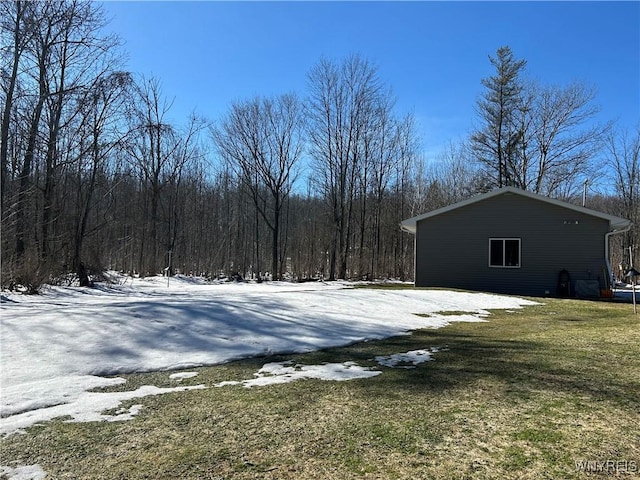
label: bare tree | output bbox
[0,1,32,215]
[38,0,120,266]
[606,126,640,269]
[213,93,304,280]
[306,54,385,279]
[363,112,418,278]
[11,1,66,270]
[1,0,123,287]
[71,71,131,285]
[124,76,205,275]
[528,82,607,198]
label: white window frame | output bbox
[489,238,521,268]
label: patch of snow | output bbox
[375,348,444,368]
[111,404,144,421]
[1,277,537,436]
[2,375,127,418]
[215,360,381,388]
[429,312,490,323]
[169,372,199,381]
[0,464,46,480]
[0,384,205,436]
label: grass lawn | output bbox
[1,293,639,479]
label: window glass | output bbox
[504,239,520,267]
[490,239,504,266]
[489,238,520,268]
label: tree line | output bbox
[1,1,638,290]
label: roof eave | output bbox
[610,219,633,232]
[400,187,631,234]
[400,221,416,234]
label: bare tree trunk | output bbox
[212,94,303,281]
[1,1,28,216]
[15,94,45,262]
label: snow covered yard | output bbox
[0,275,536,440]
[3,280,640,480]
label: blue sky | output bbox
[101,1,639,160]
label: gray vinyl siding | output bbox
[414,193,610,296]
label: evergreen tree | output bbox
[471,46,527,188]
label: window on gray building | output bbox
[489,238,521,268]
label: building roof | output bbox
[400,186,632,234]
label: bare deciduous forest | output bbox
[2,1,638,290]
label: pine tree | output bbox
[472,46,527,188]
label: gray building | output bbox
[401,187,631,297]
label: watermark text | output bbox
[575,459,638,474]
